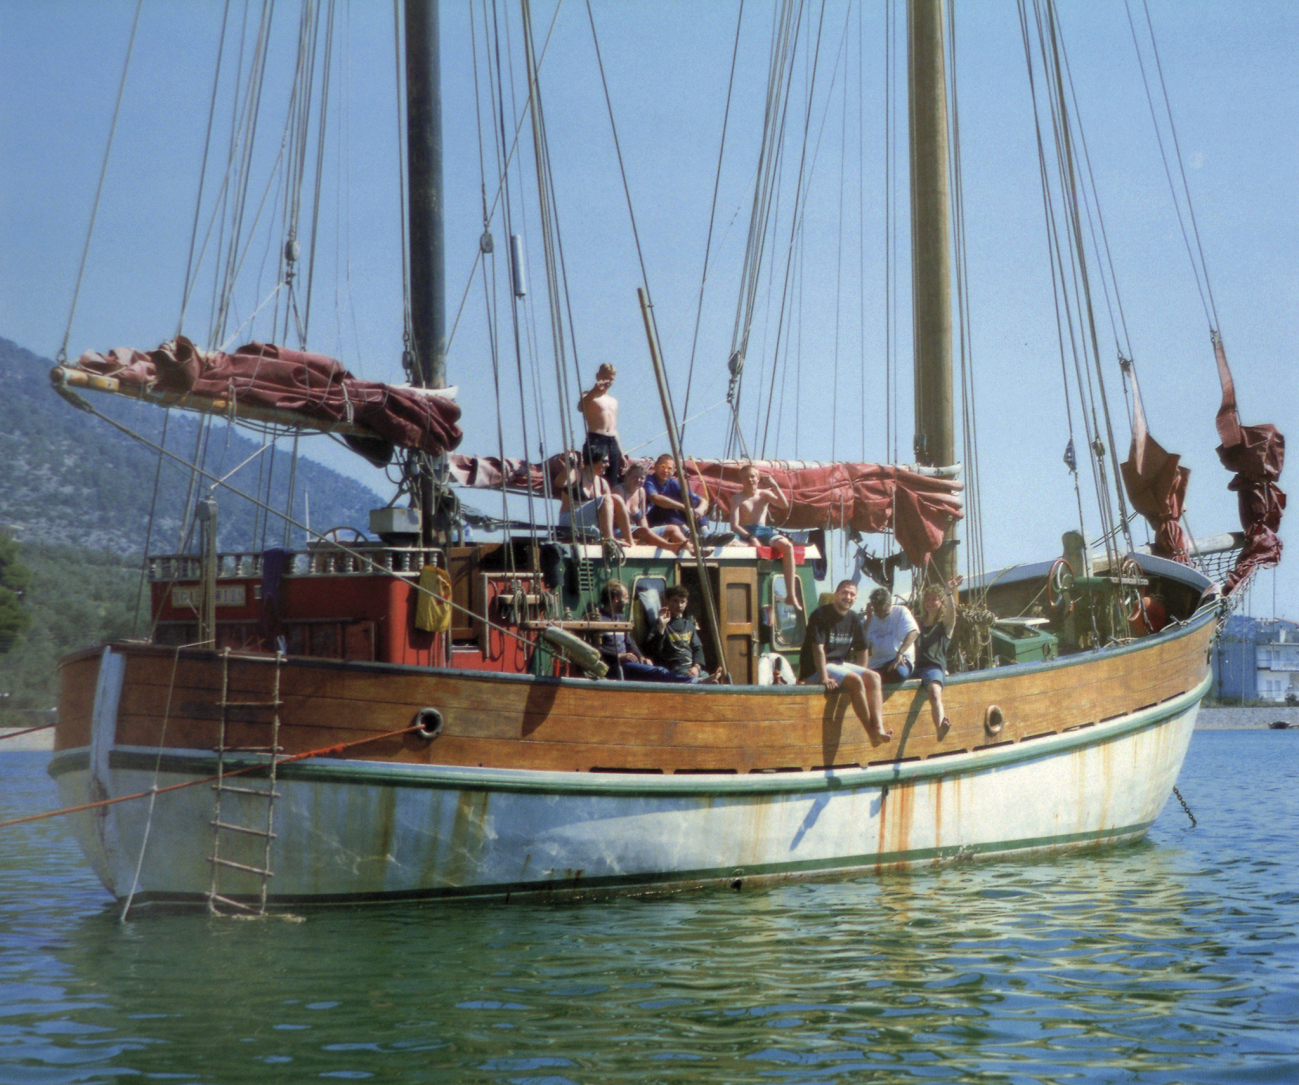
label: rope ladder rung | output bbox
[211,783,281,799]
[210,819,278,839]
[208,856,275,878]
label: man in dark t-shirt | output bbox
[798,580,892,747]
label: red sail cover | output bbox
[447,454,964,565]
[1213,335,1285,593]
[1121,370,1190,561]
[72,338,463,461]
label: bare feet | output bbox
[865,723,894,747]
[937,716,951,740]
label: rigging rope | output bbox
[58,0,144,366]
[759,0,829,460]
[944,0,986,597]
[1019,0,1139,574]
[682,0,747,441]
[1125,0,1219,330]
[0,723,428,834]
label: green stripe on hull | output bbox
[48,671,1208,799]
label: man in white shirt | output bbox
[863,587,919,683]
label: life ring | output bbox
[757,652,797,686]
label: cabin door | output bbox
[680,564,758,684]
[717,566,758,685]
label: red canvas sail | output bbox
[1120,367,1190,561]
[1212,334,1286,593]
[62,338,463,462]
[447,454,963,566]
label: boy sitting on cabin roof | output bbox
[558,445,634,547]
[729,464,803,613]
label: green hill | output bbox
[0,337,386,551]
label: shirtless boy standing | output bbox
[577,363,622,486]
[729,464,803,612]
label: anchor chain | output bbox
[1171,786,1196,828]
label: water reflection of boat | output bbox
[47,1,1282,911]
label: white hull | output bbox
[50,678,1204,906]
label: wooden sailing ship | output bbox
[47,1,1281,912]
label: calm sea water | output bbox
[1,731,1295,1085]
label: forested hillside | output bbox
[0,337,388,714]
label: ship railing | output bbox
[147,545,443,582]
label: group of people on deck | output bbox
[799,577,960,748]
[559,363,703,551]
[561,364,804,611]
[571,361,958,740]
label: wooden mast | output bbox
[908,0,956,581]
[404,0,450,544]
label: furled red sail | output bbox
[1212,334,1286,593]
[61,338,463,462]
[447,454,963,565]
[1121,367,1190,561]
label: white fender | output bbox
[540,626,608,678]
[757,652,796,686]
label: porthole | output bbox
[414,707,445,740]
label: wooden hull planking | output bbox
[48,609,1215,906]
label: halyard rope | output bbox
[0,723,425,832]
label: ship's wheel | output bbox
[1119,555,1144,624]
[1047,558,1074,611]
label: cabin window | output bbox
[769,575,805,649]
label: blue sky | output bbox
[1,0,1295,618]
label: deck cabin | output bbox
[149,526,819,684]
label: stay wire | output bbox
[1126,0,1219,330]
[523,0,576,458]
[726,0,800,455]
[445,1,562,356]
[584,0,655,305]
[177,0,234,337]
[468,4,517,549]
[759,0,828,458]
[945,0,985,590]
[1042,3,1134,558]
[1018,0,1091,555]
[58,0,143,365]
[682,0,746,440]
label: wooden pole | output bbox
[405,0,449,546]
[638,288,730,683]
[197,496,217,648]
[909,0,956,581]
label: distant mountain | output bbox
[0,337,388,553]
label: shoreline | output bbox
[1195,707,1299,731]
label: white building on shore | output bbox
[1213,616,1299,703]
